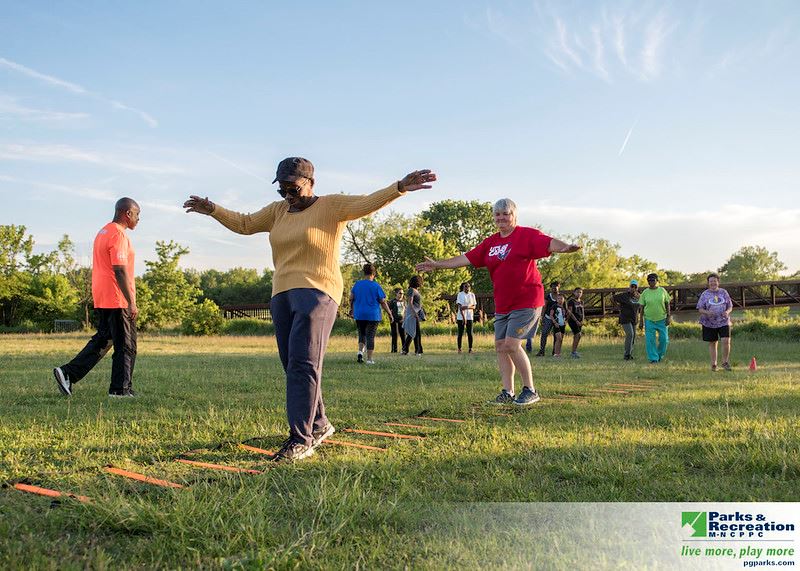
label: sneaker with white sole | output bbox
[366,359,375,365]
[357,352,364,363]
[513,387,541,406]
[109,390,136,398]
[312,423,336,448]
[53,367,72,396]
[273,438,315,462]
[488,389,515,405]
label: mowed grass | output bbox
[0,332,798,569]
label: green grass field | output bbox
[1,332,798,569]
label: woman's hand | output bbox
[183,195,215,215]
[398,170,437,193]
[415,257,438,272]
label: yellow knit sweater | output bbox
[210,183,404,304]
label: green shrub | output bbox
[0,319,42,334]
[181,299,224,336]
[221,318,273,336]
[742,307,791,323]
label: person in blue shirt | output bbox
[349,263,393,364]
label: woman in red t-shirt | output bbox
[416,198,579,406]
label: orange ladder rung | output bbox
[323,439,386,452]
[344,429,423,440]
[13,483,91,503]
[104,466,184,488]
[238,444,276,456]
[175,458,262,474]
[417,416,466,423]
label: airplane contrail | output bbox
[618,118,639,156]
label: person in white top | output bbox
[456,282,477,354]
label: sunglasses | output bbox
[277,185,302,198]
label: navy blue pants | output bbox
[61,308,137,394]
[270,289,338,447]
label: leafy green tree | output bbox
[718,246,787,282]
[373,226,469,319]
[659,269,690,285]
[196,267,272,306]
[0,225,33,275]
[21,273,79,328]
[420,200,496,294]
[138,241,200,329]
[538,234,632,289]
[1,226,40,325]
[420,200,496,254]
[617,254,658,285]
[342,212,416,265]
[686,271,715,284]
[181,299,224,335]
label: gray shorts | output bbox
[494,307,542,341]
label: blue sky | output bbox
[2,1,799,276]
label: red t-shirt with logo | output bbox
[465,226,552,314]
[92,222,135,309]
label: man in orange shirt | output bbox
[53,198,140,397]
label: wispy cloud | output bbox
[0,143,184,174]
[0,174,116,201]
[516,202,800,272]
[478,5,679,83]
[0,56,158,127]
[0,94,89,123]
[707,22,798,79]
[640,11,676,80]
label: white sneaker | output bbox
[312,423,336,447]
[53,367,72,396]
[366,360,375,365]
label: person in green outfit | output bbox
[638,273,671,363]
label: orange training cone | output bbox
[749,357,757,372]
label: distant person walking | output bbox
[566,287,585,358]
[533,281,560,355]
[639,273,671,364]
[550,293,568,357]
[613,280,640,360]
[416,198,579,406]
[388,288,405,353]
[184,157,436,462]
[696,273,733,371]
[53,198,140,398]
[350,263,392,364]
[402,275,425,356]
[456,281,477,354]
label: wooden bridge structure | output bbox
[444,279,800,320]
[222,280,800,322]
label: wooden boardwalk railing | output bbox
[221,280,800,321]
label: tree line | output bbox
[1,200,794,330]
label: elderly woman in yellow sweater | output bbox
[184,157,436,462]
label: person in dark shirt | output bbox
[566,287,585,358]
[387,288,405,353]
[531,281,560,355]
[613,280,640,360]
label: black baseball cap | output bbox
[272,157,314,183]
[646,273,658,281]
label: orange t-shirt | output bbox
[92,222,135,309]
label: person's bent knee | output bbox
[495,337,522,353]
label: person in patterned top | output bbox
[696,273,734,372]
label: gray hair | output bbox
[492,198,517,216]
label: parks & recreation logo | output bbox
[682,510,796,539]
